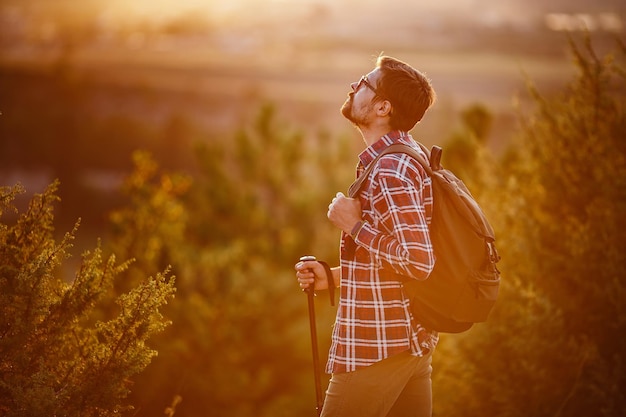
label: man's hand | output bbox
[295,259,329,291]
[327,192,362,234]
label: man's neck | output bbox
[358,124,394,147]
[361,129,391,146]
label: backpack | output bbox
[348,143,501,333]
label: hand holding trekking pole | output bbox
[296,257,329,292]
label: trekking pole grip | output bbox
[299,256,335,306]
[299,255,318,296]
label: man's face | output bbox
[341,68,382,128]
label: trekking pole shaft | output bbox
[300,256,324,416]
[307,287,323,415]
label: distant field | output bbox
[1,42,576,152]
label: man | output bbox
[295,55,438,417]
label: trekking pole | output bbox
[300,255,324,416]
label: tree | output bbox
[0,181,176,416]
[438,103,497,202]
[434,36,626,417]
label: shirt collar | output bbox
[358,130,414,168]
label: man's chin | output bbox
[341,101,353,121]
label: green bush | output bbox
[0,182,175,417]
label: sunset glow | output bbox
[1,0,625,416]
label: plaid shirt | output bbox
[326,130,439,374]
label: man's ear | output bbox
[376,100,392,117]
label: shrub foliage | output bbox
[0,182,175,416]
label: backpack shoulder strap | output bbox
[417,142,443,171]
[348,143,435,198]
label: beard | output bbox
[340,97,354,122]
[341,94,370,127]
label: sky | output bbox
[5,0,625,28]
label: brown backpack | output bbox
[348,143,501,333]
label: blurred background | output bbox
[1,0,623,222]
[1,0,625,416]
[0,0,625,226]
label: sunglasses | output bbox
[355,76,383,97]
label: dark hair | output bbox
[375,56,436,131]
